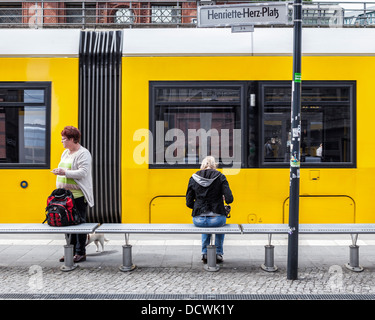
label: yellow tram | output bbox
[0,28,373,224]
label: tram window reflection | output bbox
[0,83,50,168]
[151,82,243,167]
[261,82,355,167]
[153,106,240,165]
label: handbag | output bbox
[224,205,231,218]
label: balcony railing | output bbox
[0,1,374,28]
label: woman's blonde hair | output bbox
[200,156,218,170]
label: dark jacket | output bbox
[186,169,233,217]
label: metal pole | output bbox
[287,0,302,281]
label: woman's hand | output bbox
[51,168,66,176]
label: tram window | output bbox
[150,82,243,167]
[155,87,241,103]
[0,83,50,168]
[261,82,355,167]
[264,86,351,102]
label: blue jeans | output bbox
[192,215,226,255]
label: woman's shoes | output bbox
[201,254,207,264]
[59,254,86,263]
[216,254,224,263]
[73,254,86,262]
[201,254,224,264]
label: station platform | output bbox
[1,232,375,305]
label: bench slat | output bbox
[96,223,242,234]
[0,223,99,234]
[242,224,375,234]
[241,224,290,234]
[299,224,375,234]
[2,223,375,235]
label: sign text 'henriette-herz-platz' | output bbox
[208,6,280,20]
[198,3,288,27]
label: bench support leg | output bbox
[345,234,363,272]
[345,245,363,272]
[119,245,136,272]
[261,234,278,272]
[204,244,219,272]
[60,244,78,272]
[261,245,278,272]
[119,234,136,272]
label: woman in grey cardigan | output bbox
[52,126,94,263]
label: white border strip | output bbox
[1,28,375,57]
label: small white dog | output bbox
[86,233,109,252]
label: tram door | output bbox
[0,85,51,223]
[261,81,355,223]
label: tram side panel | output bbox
[1,39,374,224]
[122,55,375,224]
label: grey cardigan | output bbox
[62,146,94,207]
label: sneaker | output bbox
[201,254,207,264]
[216,254,224,263]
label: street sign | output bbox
[197,3,289,28]
[231,25,254,33]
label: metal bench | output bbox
[97,223,375,273]
[241,223,375,273]
[299,224,375,272]
[0,223,99,271]
[95,223,242,272]
[2,222,373,274]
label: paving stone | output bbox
[1,234,375,299]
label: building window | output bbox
[151,5,181,24]
[260,81,356,167]
[0,83,51,168]
[0,3,21,24]
[66,3,96,25]
[114,7,135,24]
[150,82,244,167]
